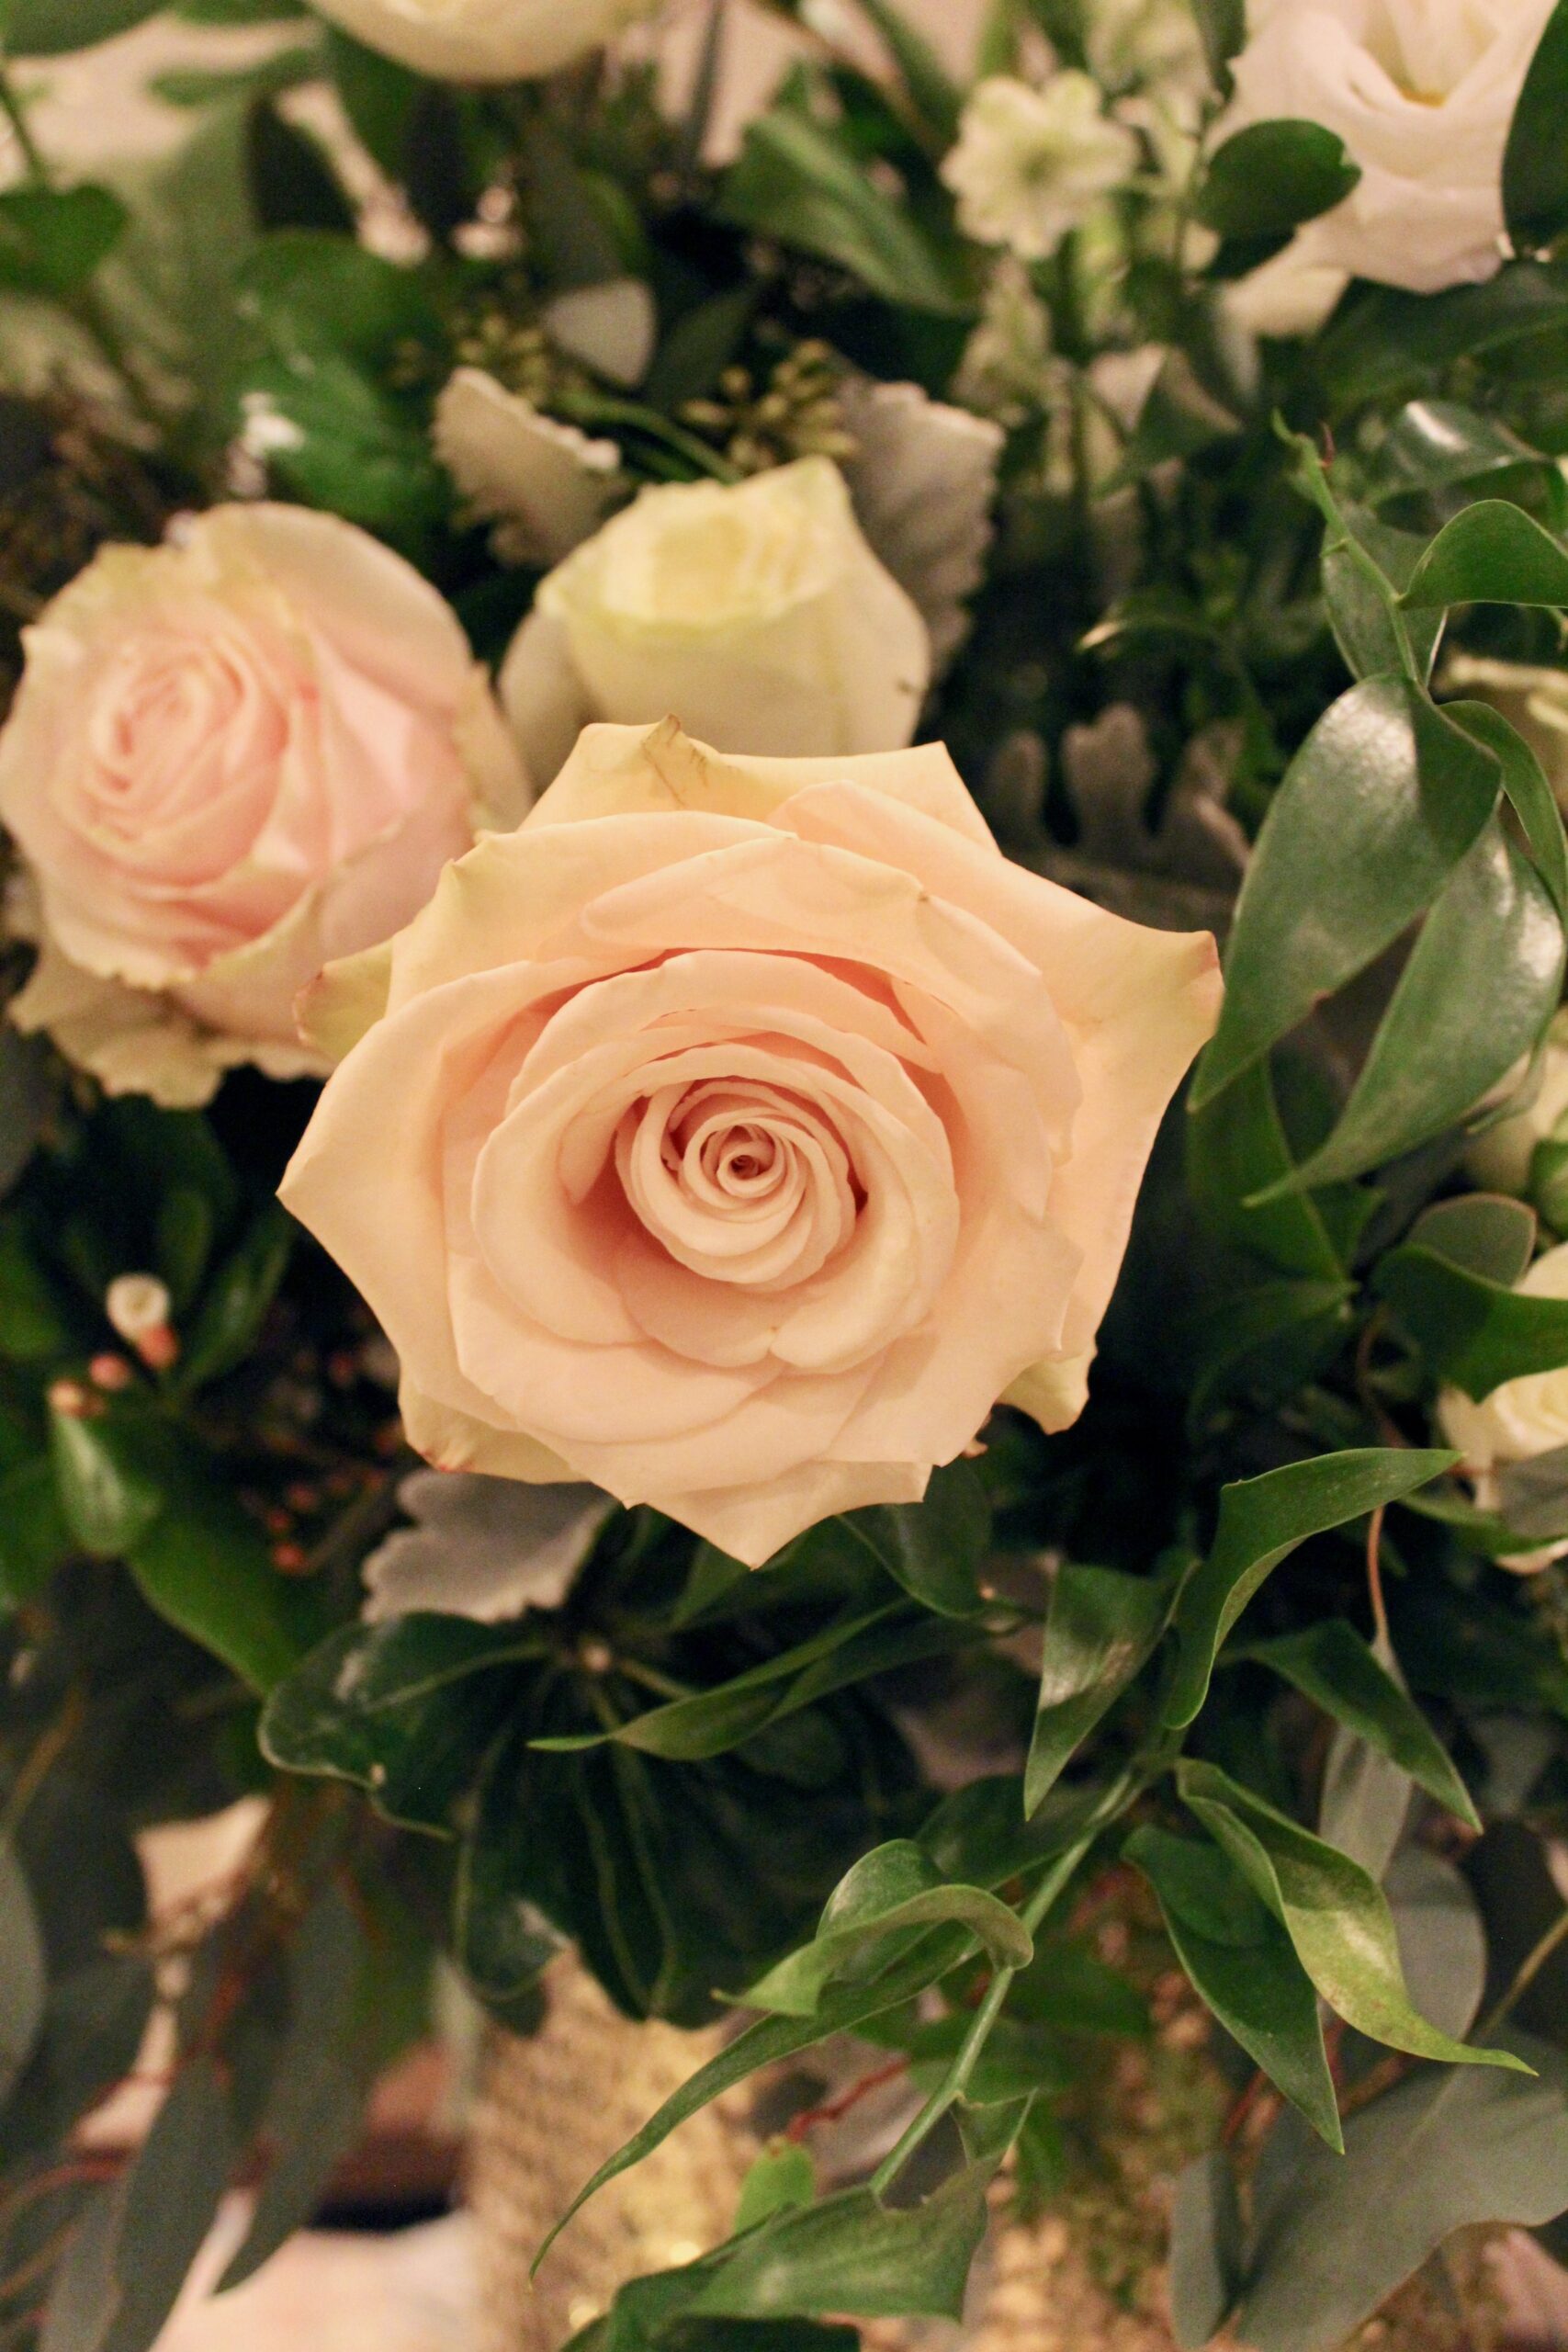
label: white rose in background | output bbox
[307,0,659,83]
[1,504,525,1107]
[1464,1008,1568,1197]
[434,369,622,566]
[940,74,1140,263]
[499,456,931,786]
[1438,1238,1568,1571]
[1221,0,1556,296]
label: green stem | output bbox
[867,1833,1092,2199]
[0,66,47,180]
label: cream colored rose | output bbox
[279,718,1221,1565]
[1223,0,1556,296]
[0,503,525,1108]
[1438,1238,1568,1572]
[500,457,931,787]
[306,0,658,83]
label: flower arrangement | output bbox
[1,1,1567,2347]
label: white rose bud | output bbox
[1221,0,1557,296]
[499,457,931,788]
[940,74,1139,264]
[306,0,659,84]
[1438,1238,1568,1572]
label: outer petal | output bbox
[656,1457,931,1568]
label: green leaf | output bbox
[150,47,318,106]
[237,229,440,366]
[48,1409,164,1557]
[1190,1059,1356,1278]
[643,285,758,413]
[1195,120,1359,242]
[1126,1825,1341,2149]
[1176,1759,1530,2074]
[1258,821,1564,1192]
[0,1456,73,1603]
[0,1215,73,1359]
[1169,2149,1245,2352]
[1372,400,1551,503]
[1236,1620,1479,1829]
[1504,0,1568,253]
[1402,499,1568,610]
[1164,1449,1456,1728]
[125,1480,316,1695]
[837,1461,990,1618]
[1025,1564,1170,1813]
[1495,1439,1568,1540]
[4,0,161,51]
[323,25,421,180]
[1191,680,1499,1111]
[245,98,355,235]
[1004,1934,1150,2038]
[1235,2036,1568,2352]
[1316,1629,1414,1881]
[905,2011,1072,2102]
[178,1201,294,1389]
[454,1733,564,2003]
[734,2143,817,2235]
[0,183,128,296]
[686,2164,998,2324]
[0,1841,47,2105]
[718,107,972,314]
[1446,698,1568,920]
[741,1839,1032,2016]
[844,0,962,141]
[239,352,448,545]
[1373,1206,1568,1397]
[1401,1193,1536,1283]
[1187,0,1245,90]
[1319,261,1568,413]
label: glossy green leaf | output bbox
[1188,1057,1353,1282]
[1320,262,1568,413]
[323,26,420,180]
[178,1201,295,1390]
[1402,498,1568,610]
[734,2143,817,2234]
[1188,0,1245,88]
[1025,1564,1170,1812]
[719,107,972,313]
[1237,1620,1479,1829]
[1236,2036,1568,2352]
[1191,681,1498,1110]
[237,353,449,543]
[1176,1759,1529,2073]
[1446,697,1568,918]
[1259,822,1563,1192]
[742,1839,1030,2016]
[48,1409,164,1557]
[1126,1825,1341,2148]
[0,1456,73,1603]
[0,1841,47,2105]
[1165,1449,1456,1728]
[0,183,128,295]
[686,2164,998,2324]
[1372,400,1550,502]
[1405,1192,1537,1283]
[838,1461,990,1618]
[1374,1208,1568,1398]
[5,0,162,50]
[1195,120,1359,242]
[1169,2149,1245,2352]
[1504,0,1568,252]
[126,1481,316,1695]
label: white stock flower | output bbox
[306,0,659,83]
[434,370,621,566]
[837,379,1004,672]
[362,1468,613,1621]
[941,74,1140,264]
[1086,0,1208,107]
[498,456,931,788]
[1438,1238,1568,1572]
[1222,0,1557,296]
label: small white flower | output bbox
[105,1273,172,1342]
[433,370,621,568]
[941,74,1140,263]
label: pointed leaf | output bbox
[1505,0,1568,253]
[1192,681,1498,1109]
[1126,1826,1341,2148]
[741,1840,1031,2016]
[1165,1449,1456,1728]
[1445,698,1568,918]
[1402,499,1568,610]
[1025,1564,1170,1812]
[838,1461,990,1618]
[1169,2149,1245,2352]
[1239,1620,1479,1828]
[686,2166,996,2324]
[1176,1759,1529,2073]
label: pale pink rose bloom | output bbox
[280,720,1221,1566]
[1,503,525,1106]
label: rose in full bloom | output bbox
[500,457,931,787]
[0,503,524,1107]
[1438,1238,1568,1571]
[306,0,658,83]
[939,75,1139,264]
[280,719,1221,1565]
[1222,0,1556,296]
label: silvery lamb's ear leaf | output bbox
[361,1470,614,1623]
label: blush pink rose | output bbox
[1,503,525,1106]
[280,719,1221,1565]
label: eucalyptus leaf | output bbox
[1165,1449,1456,1728]
[1176,1759,1529,2073]
[1025,1563,1170,1811]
